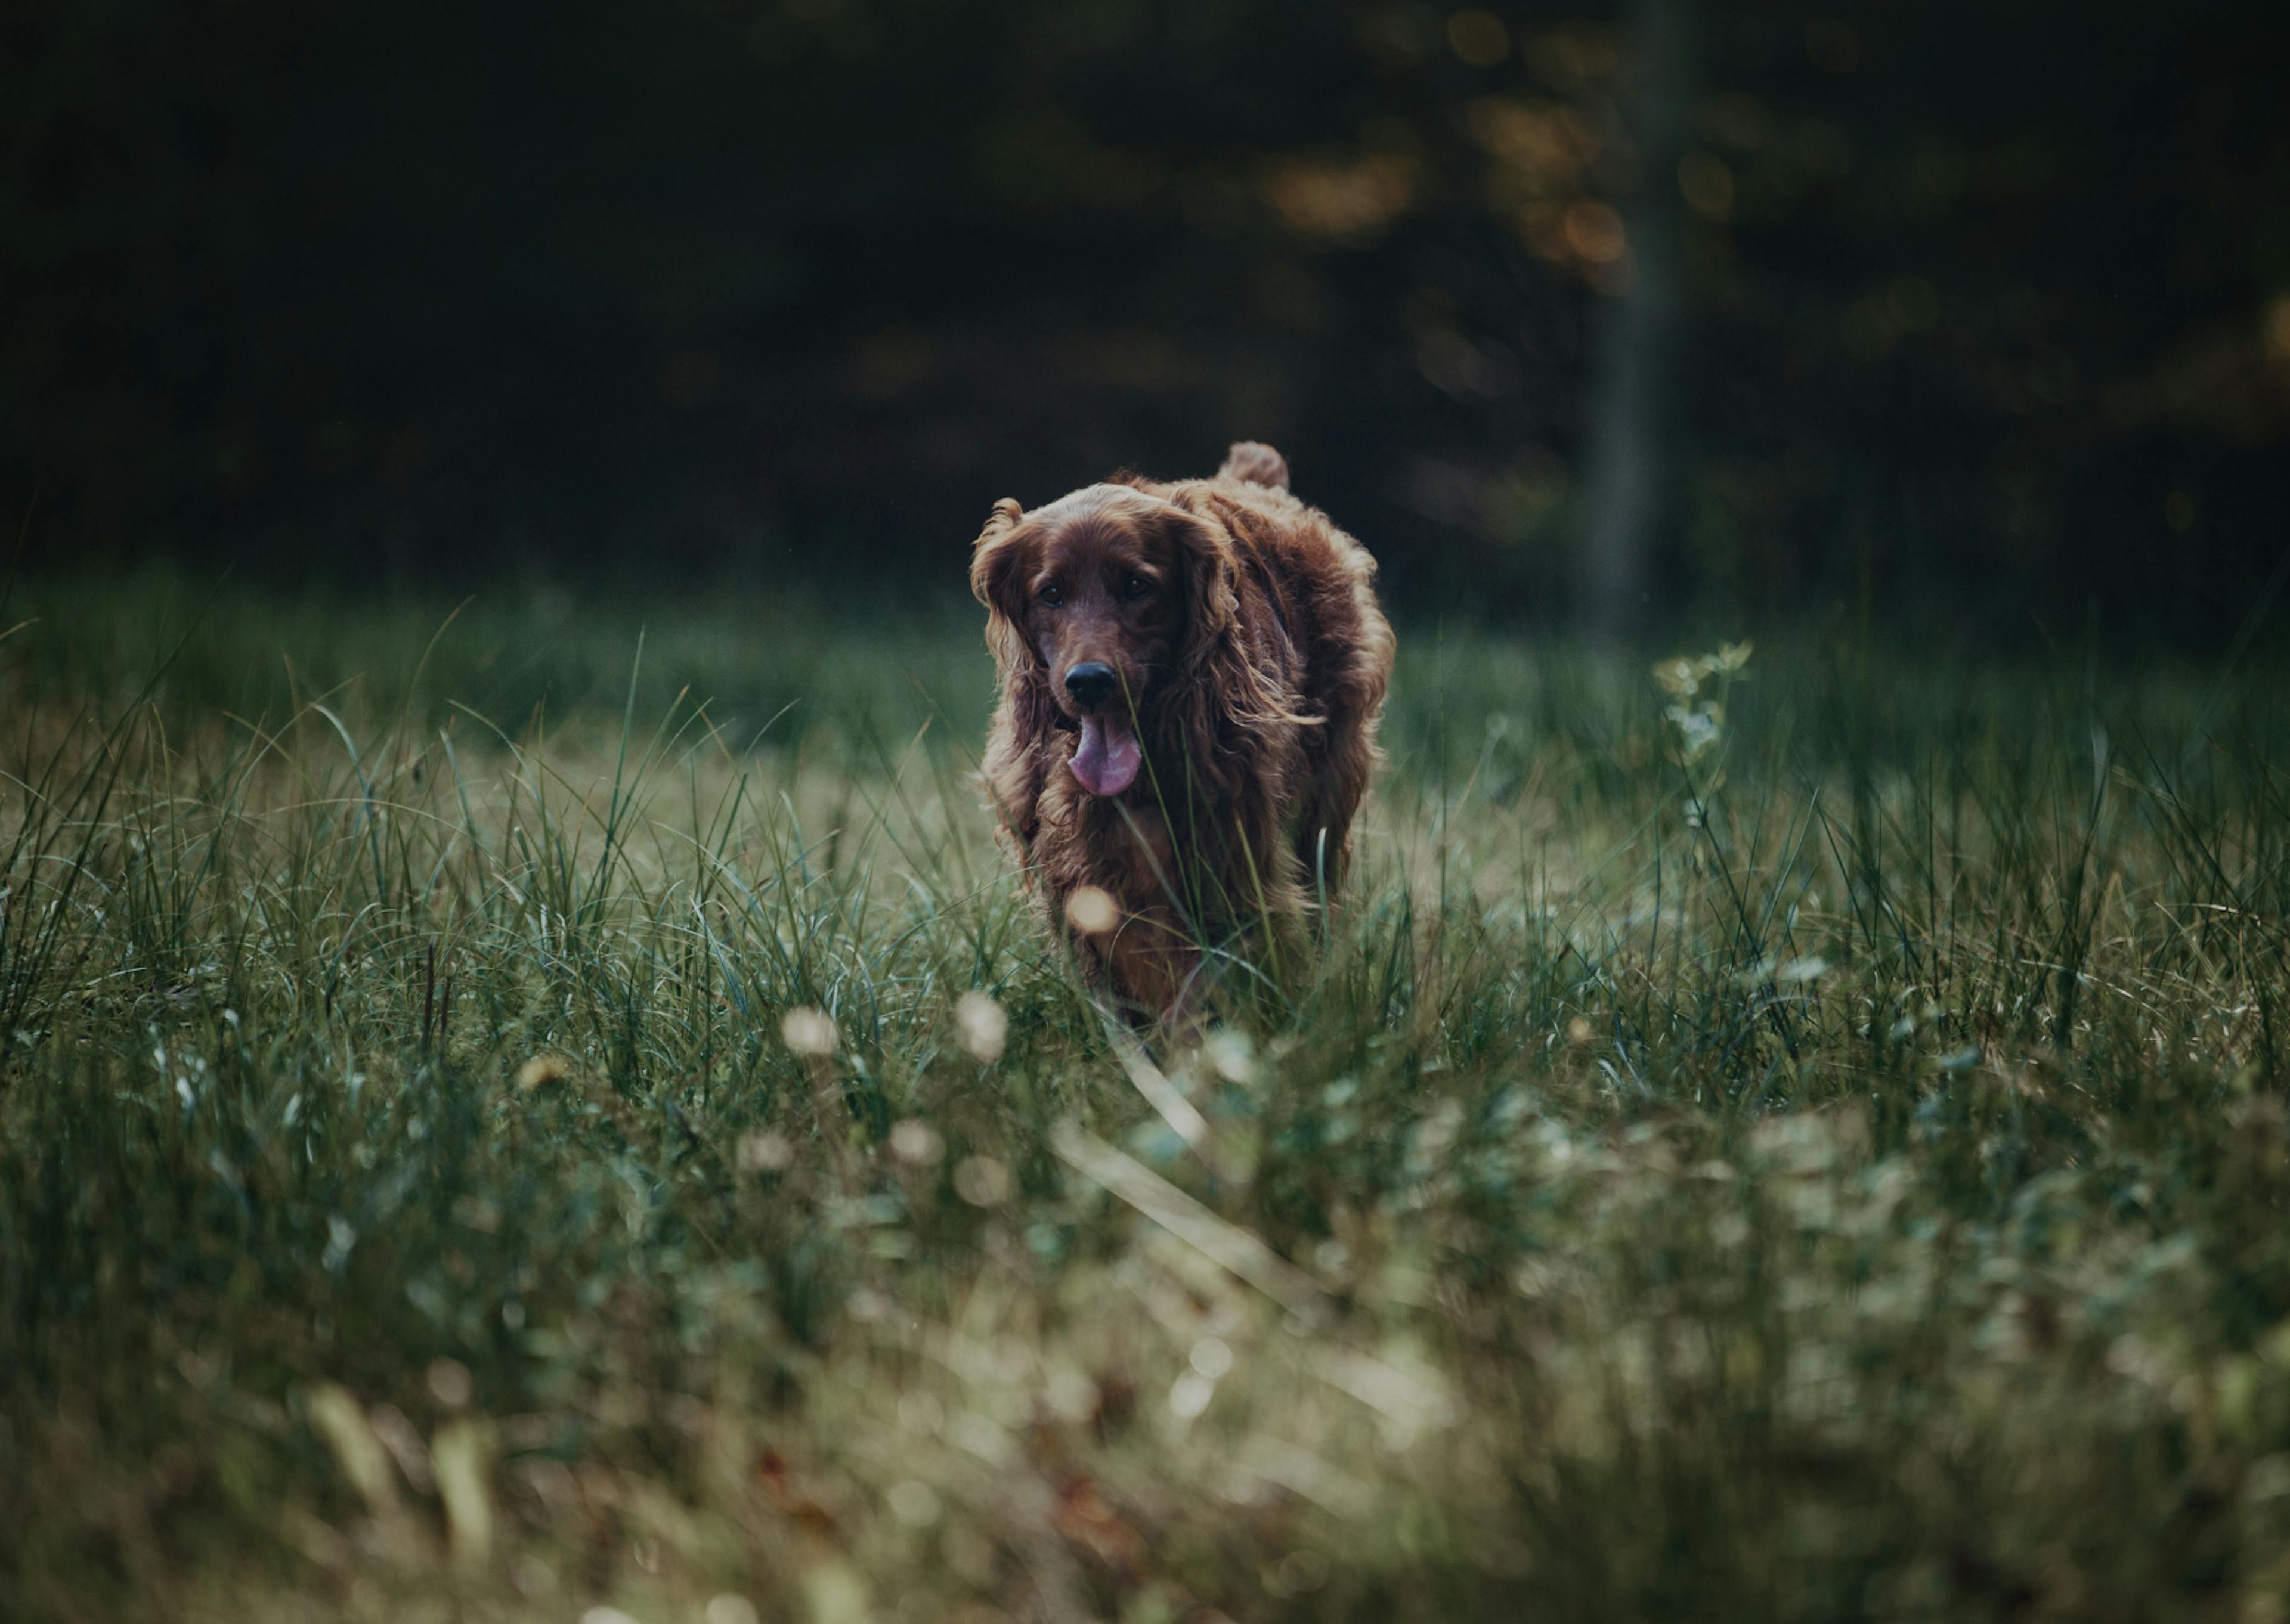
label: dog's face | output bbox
[972,485,1209,799]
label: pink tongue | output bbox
[1070,715,1143,796]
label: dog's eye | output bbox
[1038,582,1064,608]
[1119,572,1152,602]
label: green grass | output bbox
[4,571,2289,1623]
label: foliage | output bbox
[2,578,2289,1620]
[7,2,2289,632]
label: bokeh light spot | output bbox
[2265,293,2290,369]
[1562,201,1626,264]
[1446,10,1512,69]
[738,1130,794,1173]
[425,1356,473,1409]
[890,1118,945,1166]
[1678,153,1736,221]
[954,1155,1012,1207]
[1168,1369,1216,1418]
[1065,885,1119,936]
[887,1479,943,1527]
[781,1005,839,1057]
[954,989,1008,1063]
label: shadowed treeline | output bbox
[6,1,2288,638]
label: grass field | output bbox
[4,570,2289,1623]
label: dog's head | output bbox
[970,484,1238,799]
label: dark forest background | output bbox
[5,0,2288,640]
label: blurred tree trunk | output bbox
[1582,0,1695,640]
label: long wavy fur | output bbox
[971,447,1392,1021]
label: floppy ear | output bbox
[1158,503,1296,891]
[1166,507,1241,677]
[1165,502,1286,751]
[971,498,1059,845]
[969,498,1033,672]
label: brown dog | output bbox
[970,442,1394,1020]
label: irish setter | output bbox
[970,442,1394,1021]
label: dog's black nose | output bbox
[1063,662,1118,708]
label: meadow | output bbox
[3,570,2288,1623]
